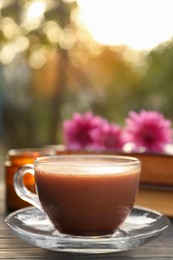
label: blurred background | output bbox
[0,0,173,156]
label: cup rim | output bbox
[34,154,141,168]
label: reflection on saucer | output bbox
[5,206,169,253]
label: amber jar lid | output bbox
[7,148,55,166]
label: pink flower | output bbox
[63,112,107,150]
[90,122,124,151]
[123,110,172,153]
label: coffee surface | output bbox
[35,166,140,236]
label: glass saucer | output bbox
[5,206,169,254]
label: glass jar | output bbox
[5,148,55,212]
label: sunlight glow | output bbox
[26,1,46,21]
[77,0,173,51]
[22,0,46,31]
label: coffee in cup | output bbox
[14,155,141,237]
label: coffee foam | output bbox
[35,164,139,176]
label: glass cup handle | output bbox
[13,164,42,211]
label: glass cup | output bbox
[14,155,141,238]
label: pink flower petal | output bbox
[124,110,172,153]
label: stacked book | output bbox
[133,153,173,217]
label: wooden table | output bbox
[1,183,173,259]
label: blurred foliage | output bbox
[0,0,173,151]
[132,42,173,119]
